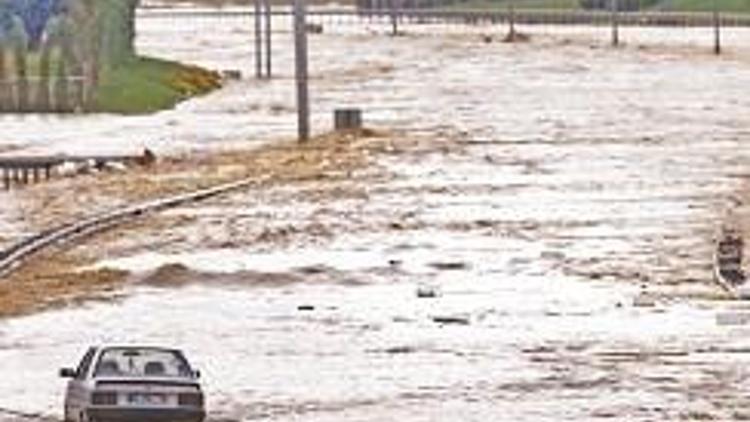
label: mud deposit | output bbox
[3,8,750,422]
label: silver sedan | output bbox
[60,346,206,422]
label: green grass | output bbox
[93,57,219,115]
[447,0,750,13]
[666,0,750,12]
[446,0,580,9]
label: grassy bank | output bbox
[440,0,750,13]
[94,57,222,114]
[668,0,750,13]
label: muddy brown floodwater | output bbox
[4,9,750,422]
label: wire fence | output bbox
[137,0,750,55]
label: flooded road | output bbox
[3,7,750,422]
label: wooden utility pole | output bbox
[294,0,310,142]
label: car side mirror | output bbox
[193,370,201,379]
[59,368,77,378]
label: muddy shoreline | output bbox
[0,129,464,318]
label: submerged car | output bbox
[60,346,205,422]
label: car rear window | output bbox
[93,348,194,378]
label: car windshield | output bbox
[93,348,193,378]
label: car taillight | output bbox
[91,391,117,405]
[178,392,204,407]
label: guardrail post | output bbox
[294,0,311,142]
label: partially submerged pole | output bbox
[254,0,263,78]
[294,0,310,142]
[508,0,516,40]
[610,0,619,47]
[713,0,722,55]
[390,0,398,36]
[264,0,272,77]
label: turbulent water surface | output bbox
[3,9,750,422]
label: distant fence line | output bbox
[136,7,750,28]
[138,5,746,57]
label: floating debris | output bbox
[432,315,471,326]
[428,261,470,271]
[221,70,243,81]
[383,346,416,355]
[714,227,747,298]
[416,284,440,299]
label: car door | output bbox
[66,348,97,422]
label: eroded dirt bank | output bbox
[0,129,460,318]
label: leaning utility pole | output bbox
[294,0,310,142]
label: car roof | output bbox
[95,345,185,354]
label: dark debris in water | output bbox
[432,315,471,325]
[428,261,471,271]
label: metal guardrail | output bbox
[0,175,271,279]
[0,154,147,190]
[136,7,750,27]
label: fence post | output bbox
[264,0,272,77]
[713,0,721,55]
[610,0,619,47]
[294,0,310,142]
[254,0,263,79]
